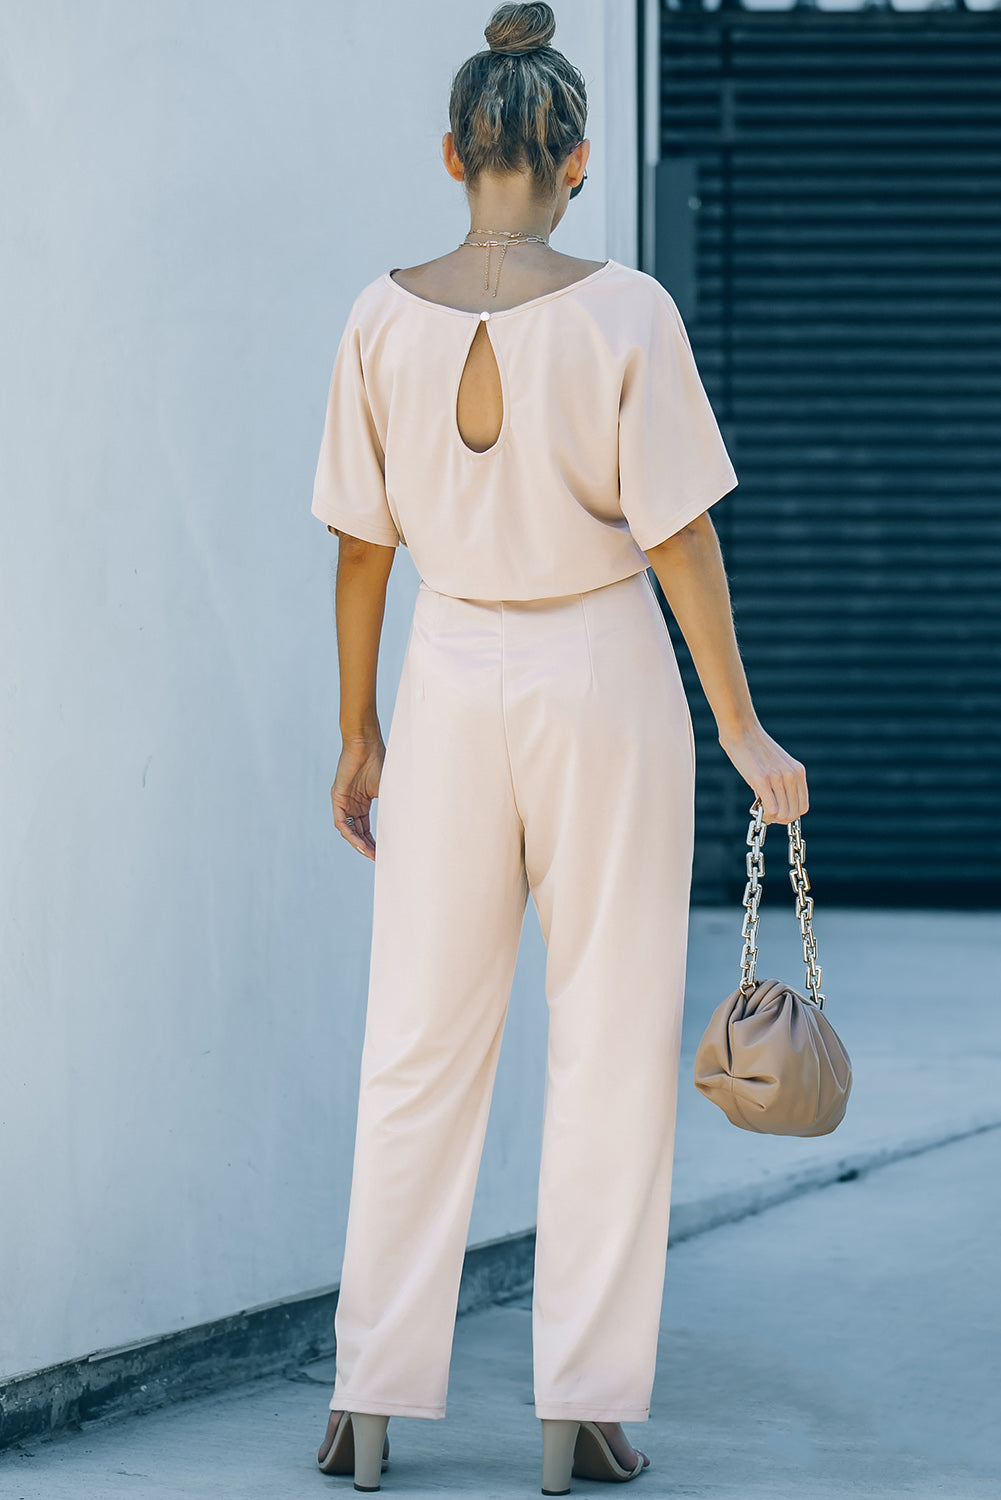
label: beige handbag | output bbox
[693,798,852,1137]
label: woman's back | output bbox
[393,247,608,455]
[311,256,739,600]
[394,247,608,456]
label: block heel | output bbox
[541,1419,581,1495]
[350,1413,391,1491]
[316,1410,390,1485]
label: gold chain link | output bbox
[737,798,826,1010]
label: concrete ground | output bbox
[2,911,999,1498]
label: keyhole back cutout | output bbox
[456,320,504,454]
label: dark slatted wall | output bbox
[653,3,1001,907]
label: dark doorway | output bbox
[653,1,1001,907]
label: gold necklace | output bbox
[460,227,550,299]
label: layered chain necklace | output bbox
[460,227,550,299]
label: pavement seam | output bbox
[666,1115,1001,1248]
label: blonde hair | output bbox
[448,3,588,200]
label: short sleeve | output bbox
[617,284,738,552]
[310,308,401,547]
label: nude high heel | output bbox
[350,1413,392,1492]
[317,1410,391,1489]
[541,1419,581,1495]
[571,1421,648,1482]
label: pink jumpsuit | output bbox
[311,259,738,1422]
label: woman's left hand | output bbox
[717,720,808,825]
[331,737,385,860]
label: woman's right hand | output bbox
[330,736,386,861]
[717,720,809,825]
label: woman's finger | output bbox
[784,763,806,823]
[799,766,810,819]
[759,775,783,826]
[332,792,377,860]
[341,815,376,859]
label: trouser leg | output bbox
[506,571,695,1421]
[331,585,528,1418]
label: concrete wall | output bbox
[0,1,638,1379]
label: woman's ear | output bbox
[570,137,590,190]
[442,132,465,184]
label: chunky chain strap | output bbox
[737,798,826,1009]
[737,799,767,997]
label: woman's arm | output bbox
[329,528,396,860]
[644,511,808,826]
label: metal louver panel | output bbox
[654,4,1001,907]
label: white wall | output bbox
[0,0,637,1379]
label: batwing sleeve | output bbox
[310,305,401,547]
[617,283,738,552]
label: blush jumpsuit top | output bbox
[310,258,739,1424]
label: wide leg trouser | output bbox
[330,568,695,1422]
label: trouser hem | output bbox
[331,1394,446,1419]
[534,1403,650,1422]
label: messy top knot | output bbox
[485,2,556,55]
[448,4,587,200]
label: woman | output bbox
[311,4,807,1493]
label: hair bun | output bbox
[484,2,556,56]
